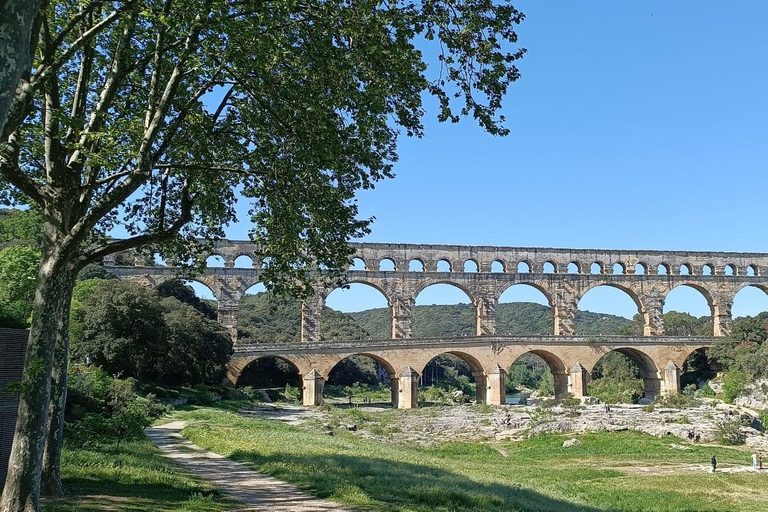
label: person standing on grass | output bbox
[711,455,717,473]
[753,453,758,470]
[759,453,763,470]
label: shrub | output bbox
[655,392,699,409]
[66,371,169,449]
[722,371,746,403]
[283,383,301,403]
[716,417,745,445]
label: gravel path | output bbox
[145,421,356,512]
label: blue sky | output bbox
[222,2,768,320]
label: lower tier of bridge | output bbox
[228,335,713,409]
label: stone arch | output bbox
[491,260,506,273]
[230,355,303,388]
[408,258,425,272]
[664,283,714,315]
[589,347,661,399]
[517,260,532,273]
[159,276,220,300]
[701,263,714,276]
[379,258,396,271]
[724,264,736,276]
[331,352,398,380]
[679,263,692,276]
[497,283,555,335]
[323,353,398,404]
[590,261,604,274]
[413,280,475,304]
[567,262,580,274]
[463,259,479,272]
[206,254,226,267]
[437,259,452,272]
[634,262,647,275]
[542,261,556,274]
[612,262,625,275]
[234,254,255,268]
[657,263,670,275]
[501,349,569,399]
[349,257,367,270]
[416,350,488,403]
[746,264,758,277]
[731,283,768,319]
[324,280,391,340]
[577,282,643,314]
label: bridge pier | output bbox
[389,376,399,407]
[642,376,661,401]
[301,299,323,342]
[398,367,419,409]
[486,365,506,405]
[302,369,325,406]
[568,363,588,398]
[473,371,488,404]
[217,303,239,342]
[553,370,569,398]
[475,296,497,336]
[713,302,733,337]
[663,362,682,395]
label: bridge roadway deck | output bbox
[232,335,714,357]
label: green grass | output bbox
[168,405,768,512]
[43,439,239,511]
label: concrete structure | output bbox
[107,240,768,342]
[0,329,27,491]
[106,240,761,408]
[226,335,711,408]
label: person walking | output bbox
[759,453,764,470]
[711,455,717,473]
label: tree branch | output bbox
[76,178,193,266]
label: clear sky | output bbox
[220,2,768,320]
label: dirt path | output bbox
[145,421,356,512]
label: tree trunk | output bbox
[0,0,44,136]
[41,270,75,497]
[0,259,73,512]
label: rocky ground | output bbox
[238,396,768,452]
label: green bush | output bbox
[283,383,301,402]
[722,371,746,403]
[715,417,745,445]
[66,370,169,449]
[655,392,699,409]
[696,384,716,397]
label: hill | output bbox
[350,302,633,339]
[237,293,633,342]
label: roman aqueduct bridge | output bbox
[106,240,768,408]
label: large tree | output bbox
[0,1,525,509]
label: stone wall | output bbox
[0,328,27,492]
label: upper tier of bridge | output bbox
[106,239,768,276]
[106,239,768,342]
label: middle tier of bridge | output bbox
[228,335,713,409]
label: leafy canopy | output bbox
[1,0,525,295]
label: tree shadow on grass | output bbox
[43,480,229,512]
[227,450,604,512]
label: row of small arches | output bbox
[349,258,760,277]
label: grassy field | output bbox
[44,403,768,511]
[169,405,768,512]
[43,439,239,511]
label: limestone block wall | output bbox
[0,329,27,491]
